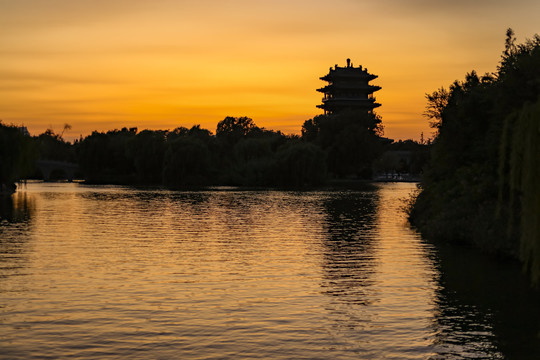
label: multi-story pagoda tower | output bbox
[317,58,381,115]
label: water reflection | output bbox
[0,191,34,290]
[320,190,379,305]
[0,182,539,359]
[432,243,540,359]
[0,191,34,223]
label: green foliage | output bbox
[274,141,327,187]
[302,111,383,178]
[127,130,167,184]
[232,137,275,186]
[0,122,37,189]
[410,29,540,285]
[71,111,378,188]
[424,87,450,130]
[216,116,260,144]
[500,99,540,285]
[36,129,75,162]
[163,137,211,187]
[76,128,137,184]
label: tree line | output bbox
[409,29,540,286]
[2,109,430,191]
[0,123,36,194]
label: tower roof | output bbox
[317,59,381,114]
[320,62,378,82]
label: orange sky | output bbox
[1,0,539,142]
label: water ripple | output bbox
[0,183,538,359]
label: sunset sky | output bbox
[1,0,539,142]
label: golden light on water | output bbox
[2,183,538,358]
[1,0,539,141]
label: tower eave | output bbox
[317,59,381,115]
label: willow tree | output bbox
[411,29,540,286]
[500,100,540,285]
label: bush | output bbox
[163,137,211,187]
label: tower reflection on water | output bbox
[0,182,538,359]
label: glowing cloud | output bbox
[1,0,539,141]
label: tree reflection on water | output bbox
[320,190,380,306]
[0,183,539,359]
[432,242,540,359]
[0,190,34,224]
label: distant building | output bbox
[317,58,381,115]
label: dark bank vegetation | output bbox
[302,111,384,179]
[409,29,540,285]
[74,112,387,187]
[75,117,329,188]
[3,108,429,191]
[0,122,36,194]
[21,110,406,186]
[373,138,430,180]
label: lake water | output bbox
[1,182,539,359]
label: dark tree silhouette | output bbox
[163,137,211,187]
[216,116,260,144]
[424,87,450,130]
[127,130,167,184]
[274,141,327,187]
[0,122,36,193]
[410,29,540,285]
[77,128,137,184]
[302,111,383,178]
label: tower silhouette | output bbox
[317,59,381,115]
